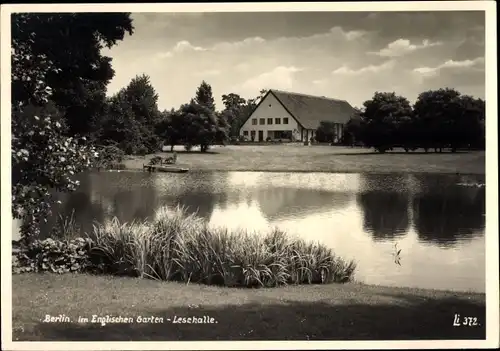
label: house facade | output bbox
[239,89,356,143]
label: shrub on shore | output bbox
[94,144,126,170]
[13,237,94,274]
[13,206,356,287]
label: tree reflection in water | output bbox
[356,174,410,242]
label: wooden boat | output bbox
[143,164,189,173]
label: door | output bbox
[258,130,264,142]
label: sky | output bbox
[103,11,486,111]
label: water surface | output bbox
[13,171,485,292]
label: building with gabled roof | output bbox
[239,89,357,143]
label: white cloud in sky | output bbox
[160,36,266,58]
[158,27,369,59]
[241,66,303,94]
[370,39,442,57]
[173,40,206,53]
[345,30,367,41]
[308,26,370,41]
[156,52,173,59]
[413,57,485,77]
[313,79,328,86]
[157,40,207,57]
[332,60,395,76]
[213,36,266,51]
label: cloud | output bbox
[213,36,266,51]
[313,79,328,85]
[173,40,206,53]
[157,40,207,57]
[413,57,485,76]
[315,27,369,41]
[278,26,370,47]
[157,26,370,59]
[344,30,367,41]
[156,52,173,59]
[370,39,442,57]
[241,66,303,93]
[332,60,395,76]
[159,37,265,58]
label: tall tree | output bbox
[180,100,221,152]
[123,74,160,125]
[156,109,187,152]
[195,80,216,112]
[221,93,247,137]
[100,75,161,154]
[122,74,161,152]
[12,13,134,137]
[413,88,483,152]
[359,92,413,153]
[225,90,267,138]
[457,95,485,150]
[11,13,133,242]
[100,91,142,153]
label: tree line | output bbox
[86,75,266,155]
[315,90,485,153]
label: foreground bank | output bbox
[122,145,486,175]
[11,273,485,341]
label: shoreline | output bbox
[116,165,487,176]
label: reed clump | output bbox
[90,205,357,288]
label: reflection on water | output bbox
[412,176,485,246]
[356,174,410,242]
[13,171,486,293]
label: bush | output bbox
[94,144,126,170]
[136,145,149,156]
[184,143,193,152]
[87,206,357,286]
[13,238,94,274]
[13,206,357,287]
[12,104,98,242]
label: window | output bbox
[252,119,257,125]
[274,130,293,140]
[259,118,265,125]
[267,118,273,125]
[243,131,248,136]
[275,118,281,124]
[283,118,289,124]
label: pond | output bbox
[13,171,486,293]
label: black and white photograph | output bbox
[1,1,498,350]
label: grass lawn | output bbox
[12,273,486,341]
[124,144,485,175]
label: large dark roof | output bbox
[266,89,357,129]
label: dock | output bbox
[143,164,189,173]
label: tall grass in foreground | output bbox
[90,205,356,288]
[50,210,80,240]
